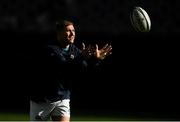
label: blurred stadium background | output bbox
[0,0,180,120]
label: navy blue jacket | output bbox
[30,44,97,102]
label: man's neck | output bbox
[62,45,70,51]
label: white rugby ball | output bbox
[130,7,151,32]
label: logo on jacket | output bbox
[70,54,74,59]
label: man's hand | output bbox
[95,44,112,60]
[81,43,94,59]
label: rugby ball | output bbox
[130,7,151,32]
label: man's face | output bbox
[63,24,75,44]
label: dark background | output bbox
[0,0,179,118]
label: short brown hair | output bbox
[56,20,74,31]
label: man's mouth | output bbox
[69,37,74,40]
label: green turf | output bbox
[0,112,179,121]
[0,113,28,121]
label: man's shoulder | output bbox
[47,44,59,50]
[47,44,61,54]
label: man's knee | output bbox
[51,116,70,122]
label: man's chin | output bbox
[69,40,74,44]
[64,39,74,44]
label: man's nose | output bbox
[70,31,75,36]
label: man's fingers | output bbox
[102,44,108,50]
[82,43,85,50]
[95,44,98,51]
[103,45,112,57]
[103,51,112,58]
[103,45,112,52]
[106,52,112,56]
[106,45,112,52]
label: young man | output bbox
[30,20,112,121]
